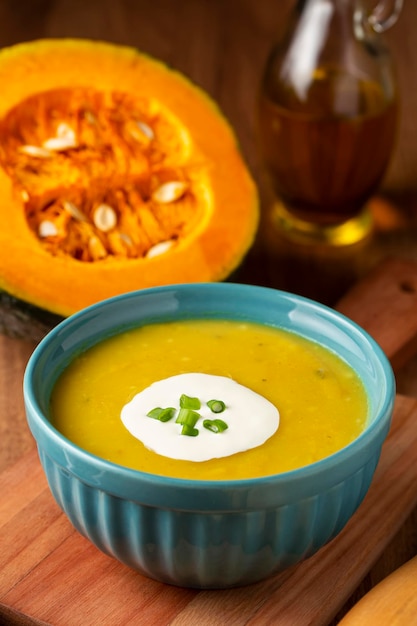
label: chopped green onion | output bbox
[146,407,176,422]
[203,418,228,433]
[176,408,201,436]
[179,394,201,410]
[176,408,200,427]
[207,399,226,414]
[181,424,199,437]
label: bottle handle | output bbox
[368,0,403,32]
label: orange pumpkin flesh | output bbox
[0,39,258,317]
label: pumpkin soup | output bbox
[50,318,368,479]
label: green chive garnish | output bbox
[176,408,201,436]
[179,394,201,410]
[181,424,199,437]
[146,407,176,422]
[176,408,200,426]
[147,393,229,437]
[203,418,228,433]
[207,399,226,413]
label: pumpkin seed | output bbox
[63,200,87,222]
[119,233,133,246]
[88,236,107,260]
[19,145,53,158]
[38,220,58,238]
[136,121,154,140]
[56,123,76,141]
[43,136,77,151]
[127,125,145,142]
[152,181,187,204]
[93,203,117,232]
[127,120,154,143]
[146,240,174,258]
[20,189,29,202]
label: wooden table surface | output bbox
[1,0,417,624]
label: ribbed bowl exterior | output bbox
[24,283,396,588]
[38,446,381,588]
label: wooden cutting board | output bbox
[2,257,417,626]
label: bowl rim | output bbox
[23,282,396,509]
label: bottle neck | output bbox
[293,0,403,33]
[262,0,397,106]
[293,0,362,22]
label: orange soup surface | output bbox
[50,319,368,479]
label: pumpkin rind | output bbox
[0,39,258,317]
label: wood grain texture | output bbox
[0,335,36,473]
[335,257,417,372]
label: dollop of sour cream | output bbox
[121,373,279,462]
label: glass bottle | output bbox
[258,0,402,246]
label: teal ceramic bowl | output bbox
[23,283,395,588]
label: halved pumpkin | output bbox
[0,39,258,319]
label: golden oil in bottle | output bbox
[259,68,397,228]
